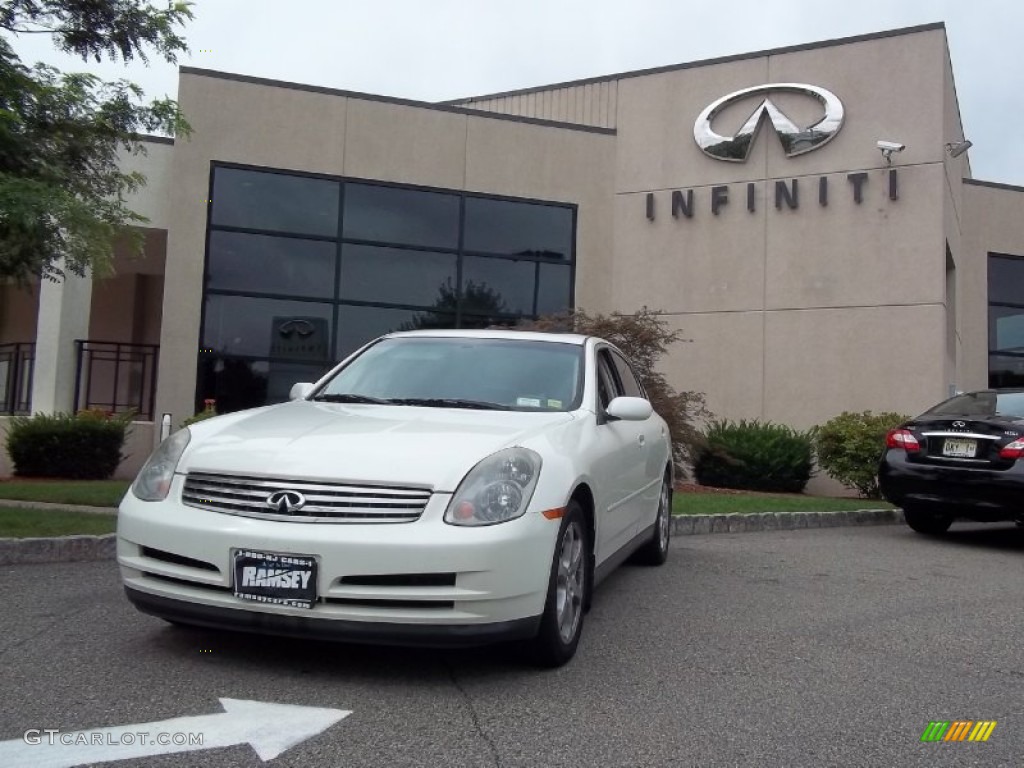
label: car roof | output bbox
[383,329,591,345]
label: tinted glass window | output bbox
[922,391,998,417]
[921,391,1024,418]
[989,304,1024,353]
[336,305,456,360]
[343,184,459,249]
[197,357,330,414]
[989,354,1024,389]
[207,231,336,298]
[536,263,572,316]
[321,337,583,411]
[610,352,644,398]
[597,352,621,410]
[988,255,1024,306]
[462,256,536,315]
[211,168,339,237]
[339,245,456,307]
[203,295,333,360]
[464,197,573,259]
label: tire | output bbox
[527,501,589,668]
[903,505,953,535]
[632,473,672,566]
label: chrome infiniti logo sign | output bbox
[694,83,845,162]
[952,421,967,428]
[266,490,306,514]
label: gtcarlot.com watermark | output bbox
[23,729,204,747]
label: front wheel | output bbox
[903,505,953,535]
[527,502,588,668]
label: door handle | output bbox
[638,434,646,447]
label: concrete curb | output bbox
[0,534,116,565]
[0,499,118,515]
[671,508,900,535]
[0,509,901,565]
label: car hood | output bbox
[179,400,575,491]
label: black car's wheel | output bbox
[528,501,588,668]
[632,473,672,566]
[903,505,953,535]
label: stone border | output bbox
[0,509,901,565]
[671,509,900,535]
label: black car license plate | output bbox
[233,550,318,609]
[942,438,977,458]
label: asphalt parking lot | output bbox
[1,523,1021,768]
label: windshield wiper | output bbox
[311,393,393,404]
[388,398,513,411]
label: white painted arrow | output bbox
[0,698,351,767]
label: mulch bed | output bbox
[675,483,750,495]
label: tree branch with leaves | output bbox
[0,0,193,284]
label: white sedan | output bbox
[118,329,673,666]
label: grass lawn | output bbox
[0,507,117,538]
[0,480,129,508]
[0,478,892,517]
[673,491,893,515]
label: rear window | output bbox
[922,391,1024,418]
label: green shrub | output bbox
[814,410,910,498]
[5,410,132,479]
[693,419,814,493]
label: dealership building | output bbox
[2,21,1024,482]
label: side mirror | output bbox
[606,396,653,421]
[289,382,314,401]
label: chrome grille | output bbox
[182,472,431,523]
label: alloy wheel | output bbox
[555,521,584,643]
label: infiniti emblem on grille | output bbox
[952,421,966,428]
[266,490,306,514]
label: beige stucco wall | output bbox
[155,72,615,425]
[119,139,174,230]
[451,79,618,129]
[941,35,973,395]
[608,26,956,427]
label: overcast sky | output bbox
[8,0,1024,184]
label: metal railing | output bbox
[0,342,34,415]
[74,341,159,420]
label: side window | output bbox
[596,352,621,411]
[610,352,645,399]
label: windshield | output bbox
[921,390,1024,419]
[315,336,584,411]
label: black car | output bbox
[878,389,1024,534]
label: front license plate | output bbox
[233,550,318,609]
[942,438,977,458]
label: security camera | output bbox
[876,140,906,165]
[877,140,906,153]
[946,140,972,158]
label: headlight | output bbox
[131,428,191,501]
[444,447,541,526]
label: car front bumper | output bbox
[118,476,557,646]
[124,587,541,647]
[878,450,1024,522]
